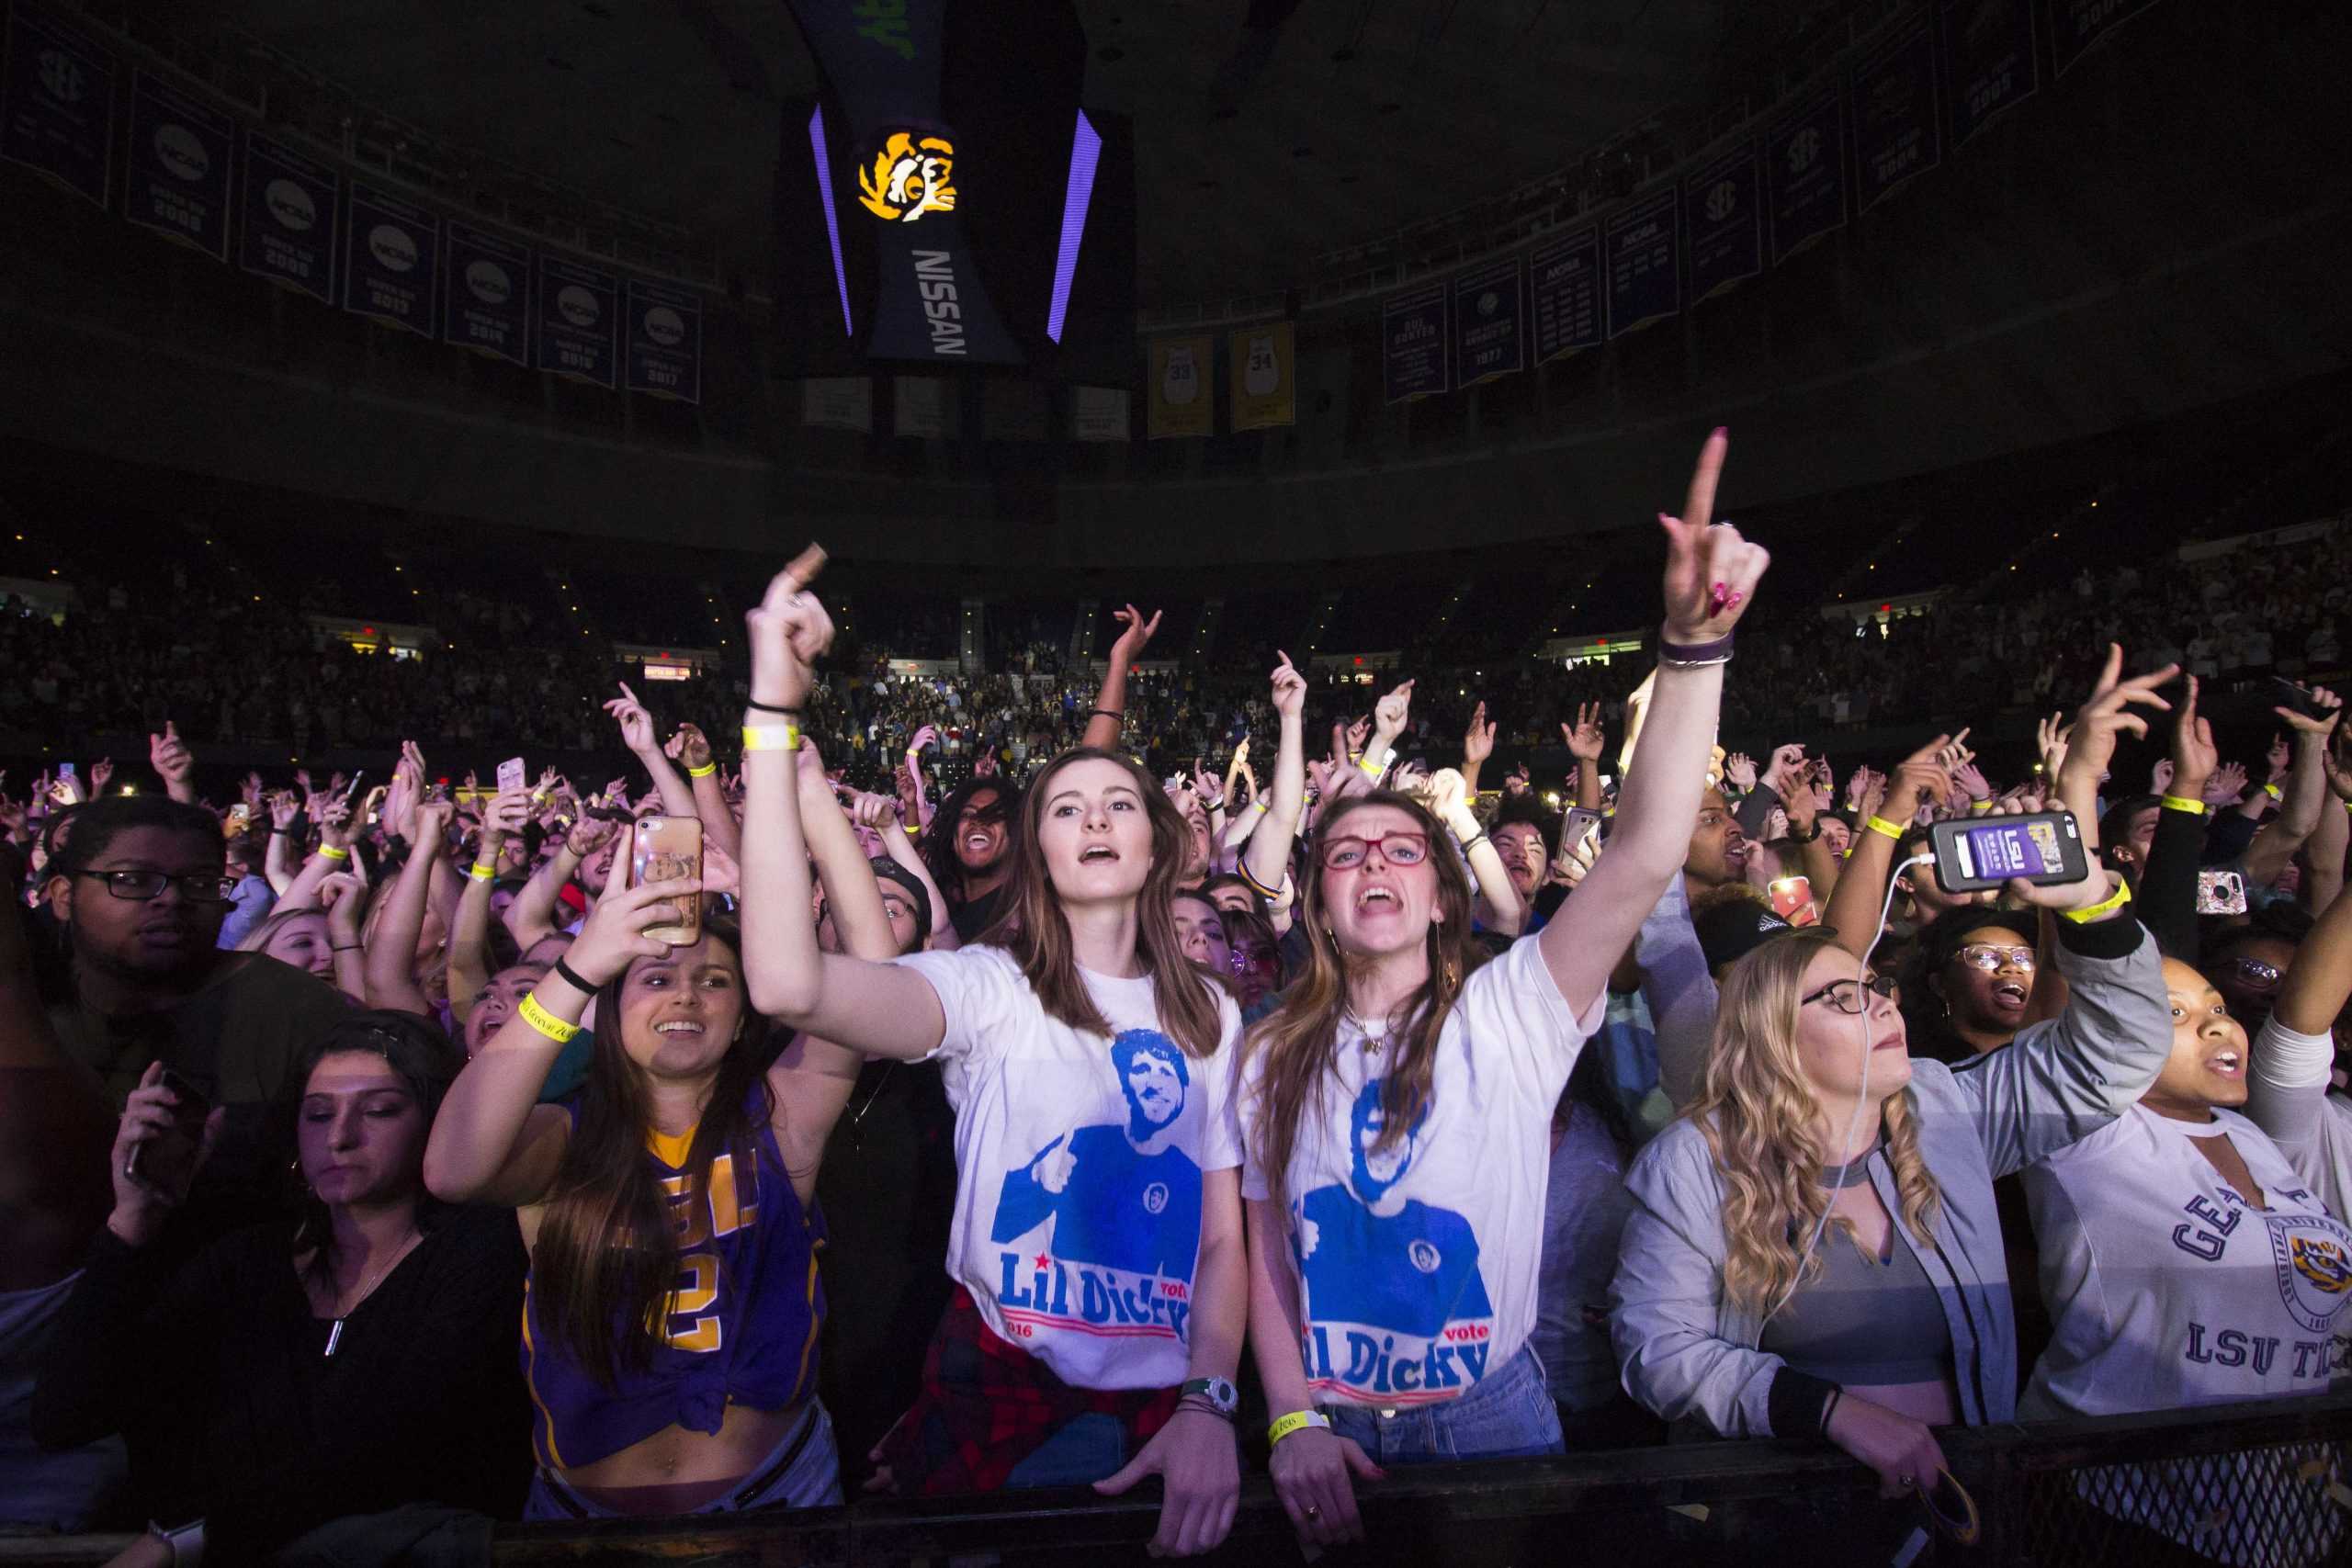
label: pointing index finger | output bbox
[780,542,829,592]
[1682,426,1728,530]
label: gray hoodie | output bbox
[1610,915,2166,1436]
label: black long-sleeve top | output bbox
[2134,799,2211,962]
[32,1206,530,1560]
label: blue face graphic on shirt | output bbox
[1114,1030,1190,1143]
[1349,1077,1429,1204]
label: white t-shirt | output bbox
[2022,1104,2352,1420]
[894,943,1244,1391]
[1239,934,1600,1408]
[2245,1014,2352,1227]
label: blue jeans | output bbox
[525,1401,842,1519]
[1323,1345,1564,1463]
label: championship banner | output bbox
[1604,189,1679,341]
[239,131,337,303]
[785,0,1022,364]
[894,374,956,437]
[125,72,232,260]
[1229,321,1295,431]
[343,183,439,337]
[1850,20,1940,215]
[1683,141,1762,305]
[1530,229,1601,364]
[1,6,114,208]
[624,278,701,402]
[440,222,530,367]
[1146,335,1212,438]
[1765,87,1849,265]
[1380,283,1449,403]
[1070,385,1129,442]
[535,255,617,388]
[801,376,873,432]
[2053,0,2165,77]
[1941,0,2037,149]
[1451,260,1524,388]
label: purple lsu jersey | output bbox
[523,1100,825,1471]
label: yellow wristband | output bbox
[904,822,922,836]
[2060,875,2132,925]
[317,844,350,862]
[742,724,802,753]
[687,761,718,778]
[2265,783,2283,800]
[2160,794,2210,817]
[1358,756,1386,779]
[1267,1410,1331,1447]
[517,993,582,1043]
[1968,798,1994,813]
[468,862,496,882]
[1864,815,1905,842]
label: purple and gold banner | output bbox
[126,72,232,260]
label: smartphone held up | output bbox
[626,816,704,947]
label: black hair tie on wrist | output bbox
[552,955,596,997]
[746,699,801,716]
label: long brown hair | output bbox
[531,916,775,1387]
[1690,931,1942,1316]
[1242,791,1487,1214]
[983,746,1224,1060]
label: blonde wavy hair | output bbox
[1690,931,1942,1317]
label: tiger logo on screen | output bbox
[858,131,956,223]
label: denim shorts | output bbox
[525,1401,842,1519]
[1323,1344,1564,1464]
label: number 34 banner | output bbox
[1229,321,1295,431]
[1147,334,1214,439]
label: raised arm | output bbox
[2134,675,2217,960]
[735,553,946,1061]
[504,818,611,952]
[607,682,699,821]
[264,790,301,896]
[665,722,742,862]
[2245,860,2352,1171]
[1565,704,1608,811]
[1240,653,1309,919]
[1432,768,1521,936]
[1081,604,1159,752]
[361,798,451,1016]
[2243,685,2341,891]
[1460,702,1495,797]
[449,791,529,1022]
[147,722,196,807]
[858,792,959,950]
[1819,739,1951,959]
[1542,430,1770,1017]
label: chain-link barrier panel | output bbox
[2026,1441,2352,1567]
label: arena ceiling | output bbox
[199,0,1813,308]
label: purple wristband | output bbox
[1658,628,1735,665]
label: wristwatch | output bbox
[1179,1376,1239,1418]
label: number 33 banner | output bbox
[1147,334,1214,439]
[1228,321,1295,432]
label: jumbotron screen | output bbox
[775,0,1136,387]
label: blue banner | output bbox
[2053,0,2165,77]
[625,278,701,402]
[1,6,114,208]
[343,183,438,337]
[439,222,530,367]
[1941,0,2038,149]
[1605,189,1679,340]
[536,255,617,388]
[1451,258,1524,388]
[1851,21,1940,215]
[1682,141,1762,305]
[238,130,337,304]
[1381,283,1449,403]
[1529,230,1601,364]
[1766,87,1849,265]
[125,72,232,261]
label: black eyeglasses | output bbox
[76,869,238,904]
[1801,974,1901,1014]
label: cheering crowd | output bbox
[5,433,2351,1567]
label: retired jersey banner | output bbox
[625,278,701,402]
[1942,0,2037,148]
[1146,335,1213,438]
[894,374,956,438]
[1604,190,1679,341]
[1229,321,1295,431]
[1381,283,1449,403]
[343,183,438,337]
[1683,141,1762,305]
[1766,87,1849,265]
[1070,385,1129,442]
[125,72,232,260]
[801,376,872,432]
[1451,260,1524,388]
[1530,230,1601,364]
[535,255,616,388]
[239,131,336,303]
[440,223,530,367]
[1851,21,1940,214]
[2,6,114,208]
[2053,0,2165,77]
